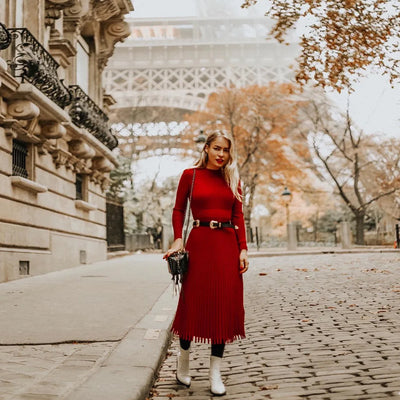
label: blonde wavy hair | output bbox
[194,131,242,201]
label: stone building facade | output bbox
[0,0,133,282]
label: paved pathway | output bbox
[0,253,175,400]
[0,342,117,400]
[148,252,400,400]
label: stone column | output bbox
[340,221,352,249]
[162,223,173,253]
[287,222,297,251]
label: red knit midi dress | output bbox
[171,167,247,344]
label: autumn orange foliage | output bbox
[242,0,400,91]
[185,83,314,228]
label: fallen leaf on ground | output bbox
[260,385,279,390]
[362,268,392,274]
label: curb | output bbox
[248,247,398,258]
[65,284,178,400]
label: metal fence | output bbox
[12,139,28,178]
[106,196,125,252]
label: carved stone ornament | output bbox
[63,0,90,35]
[45,0,76,28]
[93,0,120,22]
[36,141,54,155]
[90,170,103,185]
[64,0,90,17]
[91,156,113,172]
[97,19,130,70]
[50,148,71,168]
[7,100,40,120]
[89,168,111,190]
[40,121,67,139]
[2,119,42,143]
[49,147,90,171]
[72,159,87,173]
[0,22,11,50]
[2,119,28,139]
[100,176,111,191]
[47,0,76,6]
[68,139,96,159]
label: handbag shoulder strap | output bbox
[182,168,196,245]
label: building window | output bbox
[76,173,89,201]
[76,37,90,94]
[76,173,83,200]
[19,260,30,275]
[12,139,28,178]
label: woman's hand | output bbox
[163,238,184,260]
[239,249,249,274]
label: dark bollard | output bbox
[396,224,400,249]
[255,226,259,251]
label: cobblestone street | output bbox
[149,252,400,400]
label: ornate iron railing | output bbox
[0,22,11,50]
[7,28,72,109]
[68,85,118,150]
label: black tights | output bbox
[179,338,225,358]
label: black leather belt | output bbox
[192,220,237,229]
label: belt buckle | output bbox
[193,219,200,227]
[209,220,219,229]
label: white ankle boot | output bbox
[209,355,226,395]
[176,347,191,387]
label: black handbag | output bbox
[167,169,195,291]
[167,251,189,281]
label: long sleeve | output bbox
[231,184,248,251]
[172,168,193,240]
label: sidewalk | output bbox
[247,244,398,258]
[0,253,178,400]
[0,246,398,400]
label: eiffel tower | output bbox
[104,2,299,122]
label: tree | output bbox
[185,83,314,231]
[298,98,400,244]
[241,0,400,91]
[109,101,194,235]
[361,136,400,222]
[107,155,134,199]
[124,171,178,234]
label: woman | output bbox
[163,130,248,396]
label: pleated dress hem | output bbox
[171,328,246,344]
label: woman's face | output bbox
[205,136,230,170]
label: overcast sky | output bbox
[130,0,400,138]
